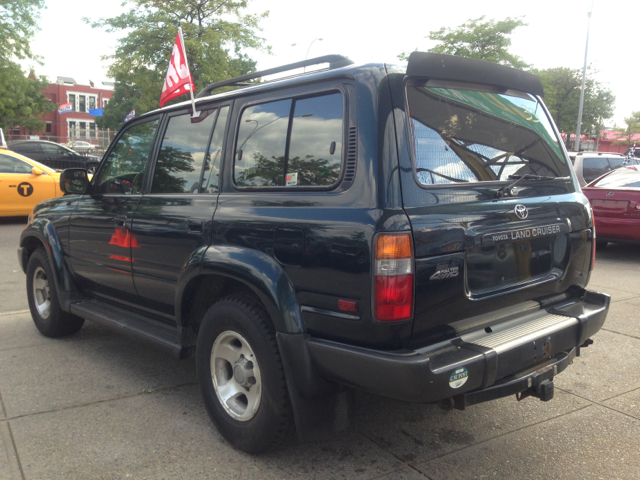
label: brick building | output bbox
[10,77,114,146]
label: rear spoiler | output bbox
[406,52,544,98]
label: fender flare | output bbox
[19,218,78,311]
[176,245,304,334]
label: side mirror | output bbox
[60,168,90,194]
[31,167,43,176]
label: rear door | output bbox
[396,80,591,347]
[0,153,56,216]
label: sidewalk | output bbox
[1,245,639,479]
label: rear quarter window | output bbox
[234,91,344,188]
[582,157,610,184]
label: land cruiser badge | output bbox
[430,266,459,281]
[449,367,469,389]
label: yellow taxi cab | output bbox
[0,135,64,217]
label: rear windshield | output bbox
[592,168,640,188]
[407,84,570,185]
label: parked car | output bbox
[69,140,96,154]
[18,53,609,453]
[7,139,101,174]
[0,148,64,216]
[570,152,635,186]
[583,166,640,248]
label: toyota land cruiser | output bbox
[18,52,609,453]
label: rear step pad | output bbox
[70,299,187,358]
[461,313,578,353]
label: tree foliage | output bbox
[0,65,54,132]
[399,16,529,69]
[0,0,43,63]
[88,0,269,130]
[609,111,640,149]
[533,66,615,135]
[0,0,54,133]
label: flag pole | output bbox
[179,27,200,118]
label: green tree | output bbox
[0,0,54,133]
[609,111,640,150]
[533,66,615,135]
[88,0,269,131]
[0,0,43,63]
[0,65,53,132]
[399,16,529,69]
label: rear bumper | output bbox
[295,290,609,404]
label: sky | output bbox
[24,0,638,128]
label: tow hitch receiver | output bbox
[517,378,555,402]
[449,348,575,411]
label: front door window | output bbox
[94,120,159,194]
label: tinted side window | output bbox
[234,92,344,188]
[12,143,41,154]
[287,93,343,186]
[0,154,34,174]
[608,157,625,169]
[583,157,610,184]
[95,120,159,194]
[235,99,291,187]
[151,109,217,194]
[40,144,69,156]
[202,106,229,194]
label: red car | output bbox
[583,166,640,249]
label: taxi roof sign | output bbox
[0,128,6,149]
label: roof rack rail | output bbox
[195,54,354,99]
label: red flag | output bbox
[160,28,195,108]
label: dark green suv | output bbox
[18,53,609,453]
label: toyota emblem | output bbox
[514,204,528,220]
[606,191,614,197]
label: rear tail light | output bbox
[374,233,413,322]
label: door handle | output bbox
[187,218,204,233]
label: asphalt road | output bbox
[1,215,639,479]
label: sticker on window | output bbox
[286,172,298,186]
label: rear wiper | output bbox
[496,174,570,198]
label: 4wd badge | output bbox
[449,367,469,389]
[430,266,459,281]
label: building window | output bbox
[79,122,87,138]
[89,97,96,110]
[69,121,76,138]
[89,124,97,138]
[79,95,86,113]
[45,122,52,133]
[68,94,76,111]
[103,98,109,107]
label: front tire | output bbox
[26,247,85,337]
[196,297,293,453]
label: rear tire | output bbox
[26,248,85,337]
[196,296,293,453]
